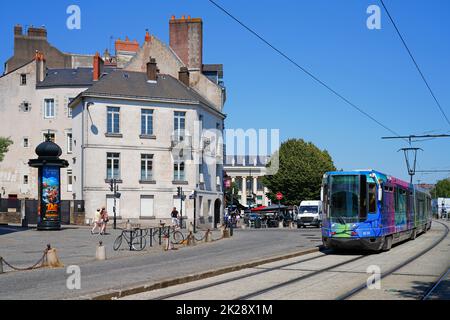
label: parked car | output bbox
[244,212,262,228]
[297,200,322,228]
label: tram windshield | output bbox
[329,175,367,223]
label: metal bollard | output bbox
[0,257,3,274]
[129,230,134,251]
[149,228,153,247]
[159,227,162,246]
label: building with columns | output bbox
[224,156,271,208]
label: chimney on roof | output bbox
[147,57,157,82]
[27,26,47,38]
[169,15,203,69]
[35,51,46,83]
[14,24,23,36]
[178,67,190,86]
[93,52,104,81]
[145,30,151,43]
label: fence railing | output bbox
[0,199,85,226]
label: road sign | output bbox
[276,192,283,201]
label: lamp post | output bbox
[177,187,185,229]
[109,179,120,229]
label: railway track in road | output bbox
[139,221,448,300]
[421,267,450,300]
[337,221,449,300]
[151,251,367,300]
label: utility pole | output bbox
[382,134,450,185]
[177,187,185,229]
[398,147,423,185]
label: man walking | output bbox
[171,207,179,227]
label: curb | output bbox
[79,246,321,300]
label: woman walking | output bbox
[100,207,110,235]
[91,209,102,234]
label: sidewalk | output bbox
[0,223,221,270]
[0,226,322,300]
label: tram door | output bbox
[382,184,395,234]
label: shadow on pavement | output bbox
[0,225,30,236]
[391,279,450,300]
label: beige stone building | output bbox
[71,61,225,225]
[0,52,92,200]
[0,17,227,226]
[224,156,271,208]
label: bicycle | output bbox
[153,223,185,245]
[113,228,147,251]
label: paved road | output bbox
[123,222,450,300]
[0,226,322,300]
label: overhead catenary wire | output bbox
[380,0,450,129]
[208,0,405,140]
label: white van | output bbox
[297,200,322,228]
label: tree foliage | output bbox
[431,179,450,198]
[0,137,13,162]
[225,182,242,207]
[262,139,336,206]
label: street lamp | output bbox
[109,179,120,230]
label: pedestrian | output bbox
[91,209,102,234]
[171,207,179,227]
[100,207,109,235]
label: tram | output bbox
[321,170,432,251]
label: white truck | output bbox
[297,200,322,228]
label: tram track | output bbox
[152,250,336,300]
[150,252,369,300]
[421,267,450,300]
[337,221,449,300]
[142,222,448,301]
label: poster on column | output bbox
[41,166,60,221]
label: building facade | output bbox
[224,156,271,208]
[0,17,227,226]
[0,53,92,200]
[71,60,225,225]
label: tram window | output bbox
[323,184,329,218]
[368,183,377,213]
[359,175,368,219]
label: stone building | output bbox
[0,16,227,226]
[224,156,271,207]
[0,51,93,200]
[71,56,226,225]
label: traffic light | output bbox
[109,180,114,192]
[177,187,182,197]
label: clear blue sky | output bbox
[1,0,449,184]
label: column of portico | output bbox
[241,176,247,206]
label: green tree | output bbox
[431,179,450,198]
[262,139,336,206]
[0,137,13,162]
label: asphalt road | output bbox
[0,226,322,300]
